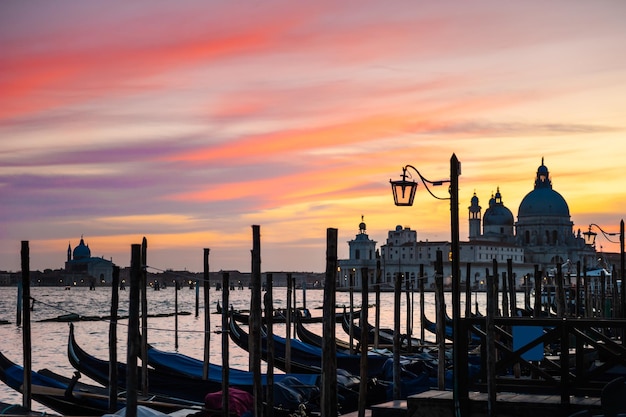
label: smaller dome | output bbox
[484,205,514,226]
[73,237,91,260]
[483,188,514,226]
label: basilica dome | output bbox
[72,237,91,260]
[518,160,570,218]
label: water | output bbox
[0,285,505,412]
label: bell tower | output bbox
[468,191,482,240]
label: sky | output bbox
[1,0,626,273]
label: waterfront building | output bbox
[341,159,599,290]
[64,236,114,285]
[337,216,378,289]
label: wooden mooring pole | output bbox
[375,255,381,349]
[264,273,275,417]
[175,276,179,350]
[349,270,355,354]
[435,250,445,391]
[126,243,141,417]
[533,265,541,316]
[250,225,262,417]
[358,267,369,417]
[393,269,402,399]
[507,259,516,317]
[285,272,293,373]
[486,260,497,417]
[405,269,412,350]
[321,228,338,417]
[419,264,425,343]
[465,263,472,318]
[502,268,509,318]
[140,237,148,395]
[21,241,31,411]
[221,272,230,417]
[109,265,120,412]
[203,248,210,380]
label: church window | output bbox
[355,250,360,260]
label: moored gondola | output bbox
[294,313,352,353]
[217,301,350,323]
[67,323,222,402]
[229,314,392,378]
[0,350,196,416]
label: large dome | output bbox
[518,187,570,217]
[72,237,91,260]
[518,160,570,218]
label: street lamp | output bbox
[390,153,465,416]
[583,221,625,320]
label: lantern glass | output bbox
[583,229,597,246]
[390,178,417,206]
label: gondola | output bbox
[421,313,482,344]
[67,323,222,402]
[68,325,315,415]
[340,311,423,352]
[294,313,352,353]
[0,350,111,416]
[216,301,349,324]
[143,332,389,414]
[229,315,392,378]
[0,351,195,416]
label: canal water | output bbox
[0,285,509,411]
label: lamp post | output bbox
[390,153,465,416]
[583,221,625,321]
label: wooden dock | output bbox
[343,390,602,417]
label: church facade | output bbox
[64,236,114,285]
[339,159,598,290]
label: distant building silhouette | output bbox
[340,159,598,290]
[64,236,114,285]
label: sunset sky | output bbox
[2,1,625,273]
